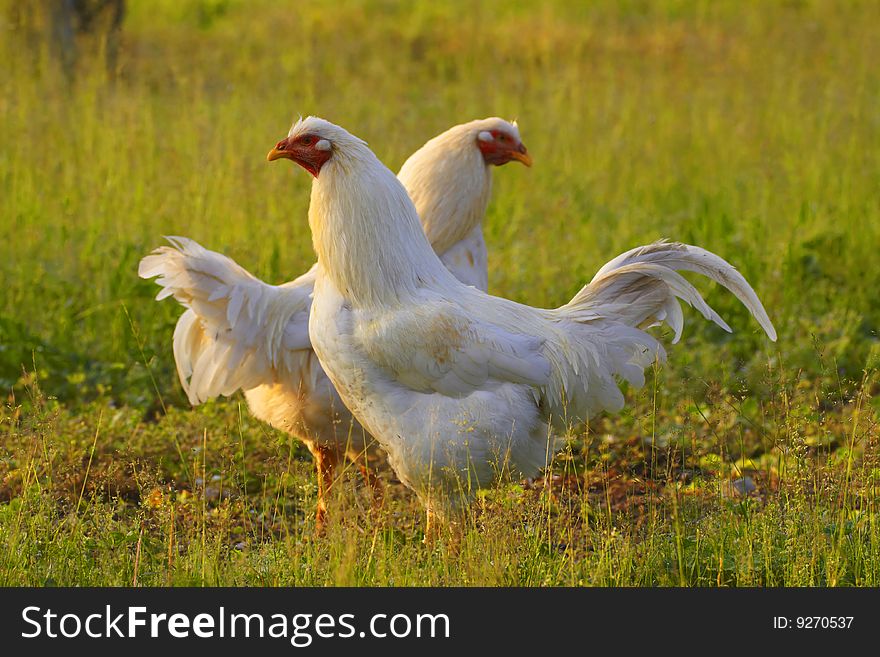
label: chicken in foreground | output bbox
[270,116,777,538]
[138,118,531,529]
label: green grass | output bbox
[2,0,880,586]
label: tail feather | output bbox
[541,241,775,427]
[139,237,316,405]
[562,240,776,342]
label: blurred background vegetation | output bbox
[2,0,878,407]
[1,0,879,585]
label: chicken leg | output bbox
[310,444,338,534]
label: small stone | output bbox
[732,476,757,496]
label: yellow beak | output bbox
[509,148,533,167]
[267,137,292,162]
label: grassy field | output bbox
[2,0,880,586]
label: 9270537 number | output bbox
[796,617,853,629]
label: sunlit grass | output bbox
[1,0,879,585]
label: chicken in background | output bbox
[270,117,777,541]
[138,118,531,530]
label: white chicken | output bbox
[138,118,531,528]
[270,116,777,536]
